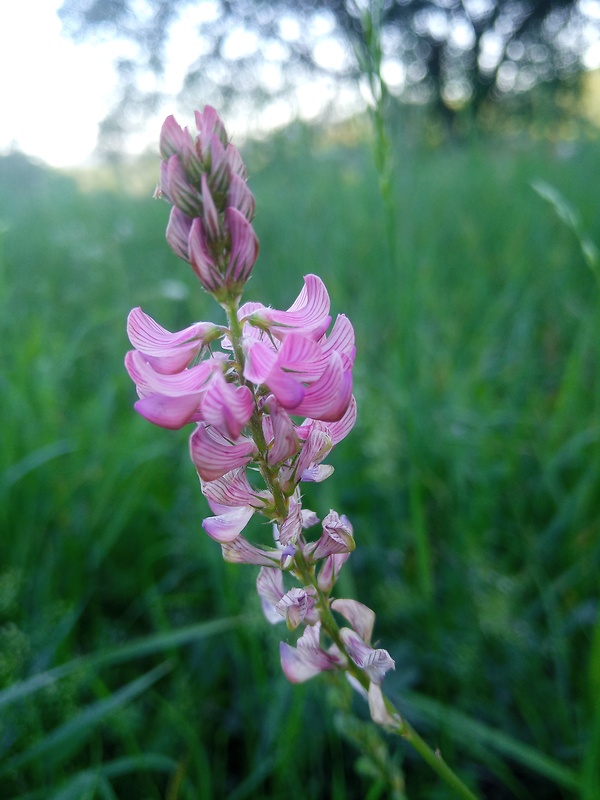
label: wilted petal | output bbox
[331,598,374,645]
[368,683,402,729]
[221,536,283,567]
[201,467,263,511]
[339,628,395,685]
[190,423,255,481]
[275,495,303,546]
[256,567,285,623]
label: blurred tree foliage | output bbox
[58,0,598,140]
[58,0,598,143]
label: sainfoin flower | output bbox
[126,106,396,728]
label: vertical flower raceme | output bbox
[125,107,394,726]
[158,107,259,303]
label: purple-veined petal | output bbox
[165,155,202,216]
[263,368,305,410]
[189,217,221,292]
[321,314,356,360]
[317,552,351,592]
[256,567,285,623]
[275,495,303,546]
[226,207,259,284]
[189,423,255,481]
[275,588,316,630]
[280,623,338,683]
[250,275,331,338]
[225,142,247,179]
[339,628,395,685]
[201,467,263,511]
[202,505,255,542]
[208,135,229,193]
[159,114,189,159]
[301,464,334,483]
[307,510,355,561]
[134,392,202,429]
[166,206,193,262]
[292,351,353,422]
[201,371,254,439]
[125,350,215,398]
[127,308,219,374]
[332,599,374,645]
[221,536,283,567]
[277,333,323,379]
[242,338,278,384]
[228,173,255,220]
[327,396,357,445]
[266,397,300,465]
[201,172,221,240]
[195,106,228,152]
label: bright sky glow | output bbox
[0,0,124,167]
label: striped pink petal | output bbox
[201,371,254,439]
[202,505,255,542]
[189,423,256,481]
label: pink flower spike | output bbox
[225,207,259,284]
[331,599,375,645]
[201,370,254,439]
[127,308,219,375]
[339,628,395,685]
[280,623,341,684]
[189,423,256,482]
[166,207,193,262]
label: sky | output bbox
[2,1,600,169]
[0,1,126,167]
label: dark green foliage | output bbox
[0,122,598,798]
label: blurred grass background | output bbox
[0,116,598,799]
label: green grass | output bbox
[0,119,598,799]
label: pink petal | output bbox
[256,567,285,623]
[226,207,259,284]
[201,172,221,240]
[159,114,188,159]
[201,467,260,510]
[242,338,278,384]
[280,624,338,683]
[317,552,351,592]
[228,173,255,220]
[221,536,283,567]
[264,274,331,336]
[327,396,357,445]
[189,424,255,481]
[165,154,202,216]
[339,628,395,685]
[189,217,220,292]
[134,392,202,429]
[127,308,217,374]
[332,599,375,645]
[201,371,254,439]
[202,505,255,542]
[165,206,193,262]
[266,398,299,465]
[292,352,353,422]
[125,350,215,398]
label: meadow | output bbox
[0,116,598,799]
